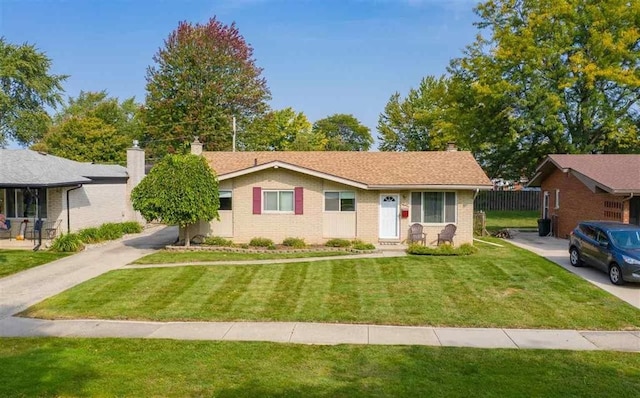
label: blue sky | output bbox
[1,0,480,148]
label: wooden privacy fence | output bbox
[474,190,540,212]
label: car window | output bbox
[579,224,596,240]
[596,230,609,244]
[610,230,640,249]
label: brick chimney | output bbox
[126,140,146,224]
[191,137,203,155]
[446,142,457,152]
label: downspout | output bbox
[66,185,83,233]
[622,193,634,202]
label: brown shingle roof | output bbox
[535,154,640,193]
[203,151,492,188]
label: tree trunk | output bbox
[184,224,190,247]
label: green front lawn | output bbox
[22,242,640,330]
[1,338,638,397]
[0,250,70,279]
[485,210,539,232]
[131,249,353,264]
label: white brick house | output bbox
[0,145,145,236]
[188,144,492,246]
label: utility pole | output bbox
[232,116,237,152]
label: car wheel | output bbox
[609,264,625,285]
[569,247,582,267]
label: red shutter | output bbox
[294,187,303,215]
[253,187,262,214]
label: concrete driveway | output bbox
[507,232,640,309]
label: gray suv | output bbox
[569,221,640,285]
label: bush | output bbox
[249,237,274,247]
[282,237,306,248]
[77,227,101,243]
[120,222,143,234]
[325,238,351,248]
[97,223,123,241]
[351,239,376,251]
[407,243,478,256]
[204,236,234,247]
[50,233,84,252]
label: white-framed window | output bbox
[324,191,355,212]
[555,189,560,209]
[219,190,232,210]
[263,190,294,212]
[410,192,456,223]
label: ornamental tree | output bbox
[143,17,271,157]
[131,154,219,246]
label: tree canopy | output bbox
[312,114,373,151]
[452,0,640,177]
[377,0,640,179]
[0,38,67,147]
[377,76,457,152]
[240,107,312,150]
[131,154,219,246]
[33,91,143,163]
[143,17,271,158]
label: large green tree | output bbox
[451,0,640,177]
[33,91,143,162]
[143,17,271,157]
[0,38,67,147]
[377,76,458,152]
[312,114,373,151]
[240,107,312,150]
[131,154,219,247]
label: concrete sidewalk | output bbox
[507,232,640,309]
[0,317,638,352]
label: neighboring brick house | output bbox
[528,154,640,239]
[0,145,145,236]
[187,142,492,246]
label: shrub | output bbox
[282,237,306,248]
[50,233,84,252]
[97,223,123,241]
[120,222,143,234]
[77,227,102,243]
[325,238,351,248]
[407,243,478,256]
[249,237,274,247]
[351,239,376,251]
[204,236,234,247]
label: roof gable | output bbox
[204,151,492,189]
[529,154,640,194]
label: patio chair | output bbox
[27,219,44,242]
[0,219,12,240]
[437,224,457,245]
[44,219,62,240]
[408,223,427,245]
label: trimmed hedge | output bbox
[325,238,351,248]
[204,236,234,247]
[282,237,306,248]
[407,243,478,256]
[51,222,143,252]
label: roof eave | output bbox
[367,184,493,190]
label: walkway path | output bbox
[0,225,177,320]
[0,227,638,352]
[0,317,638,352]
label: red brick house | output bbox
[528,154,640,238]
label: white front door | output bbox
[379,194,399,239]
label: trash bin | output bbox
[537,218,551,236]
